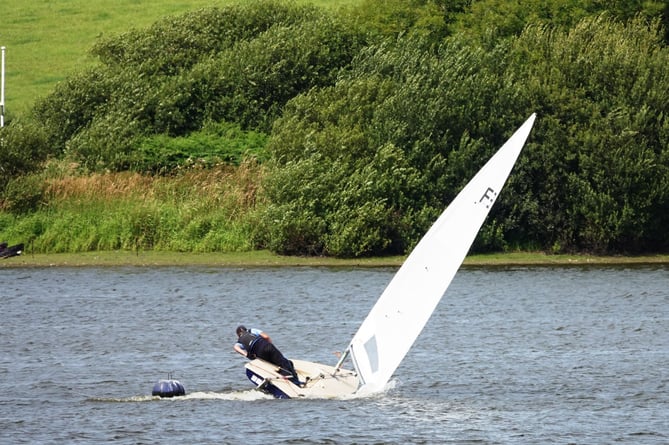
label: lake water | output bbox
[0,264,667,444]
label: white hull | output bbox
[245,358,359,399]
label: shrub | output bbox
[130,121,268,173]
[0,120,49,196]
[1,174,45,213]
[30,1,365,172]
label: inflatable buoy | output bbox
[152,378,186,398]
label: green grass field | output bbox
[0,0,358,115]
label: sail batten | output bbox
[347,114,537,393]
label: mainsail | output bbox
[345,113,537,393]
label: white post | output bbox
[1,46,5,127]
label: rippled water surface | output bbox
[1,265,667,444]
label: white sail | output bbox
[347,113,537,393]
[243,114,536,399]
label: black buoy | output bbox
[152,373,186,398]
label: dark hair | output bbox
[236,325,247,337]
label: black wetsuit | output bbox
[238,331,298,379]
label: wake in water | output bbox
[88,379,399,403]
[88,389,273,403]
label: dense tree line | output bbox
[259,15,669,255]
[1,0,668,256]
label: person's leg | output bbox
[262,343,299,381]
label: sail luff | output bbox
[347,113,537,393]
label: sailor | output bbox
[234,325,301,384]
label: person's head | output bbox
[236,325,247,337]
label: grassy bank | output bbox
[6,168,668,265]
[1,0,359,115]
[0,162,263,253]
[3,250,668,268]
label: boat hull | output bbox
[244,358,359,399]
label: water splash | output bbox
[87,389,273,403]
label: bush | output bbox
[30,1,365,172]
[346,0,451,42]
[0,119,49,191]
[130,121,268,173]
[259,36,526,256]
[260,14,669,256]
[32,69,113,151]
[1,174,45,213]
[505,15,669,253]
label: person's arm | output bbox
[234,343,248,357]
[249,327,272,343]
[259,331,272,343]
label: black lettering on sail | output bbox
[478,187,497,209]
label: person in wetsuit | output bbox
[234,325,301,384]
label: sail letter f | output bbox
[479,187,496,208]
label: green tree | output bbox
[260,14,669,257]
[506,15,669,253]
[0,119,50,216]
[29,1,366,172]
[454,0,669,41]
[345,0,450,43]
[259,36,530,256]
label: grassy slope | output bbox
[0,0,359,115]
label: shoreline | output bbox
[2,250,668,268]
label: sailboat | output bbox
[243,113,537,399]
